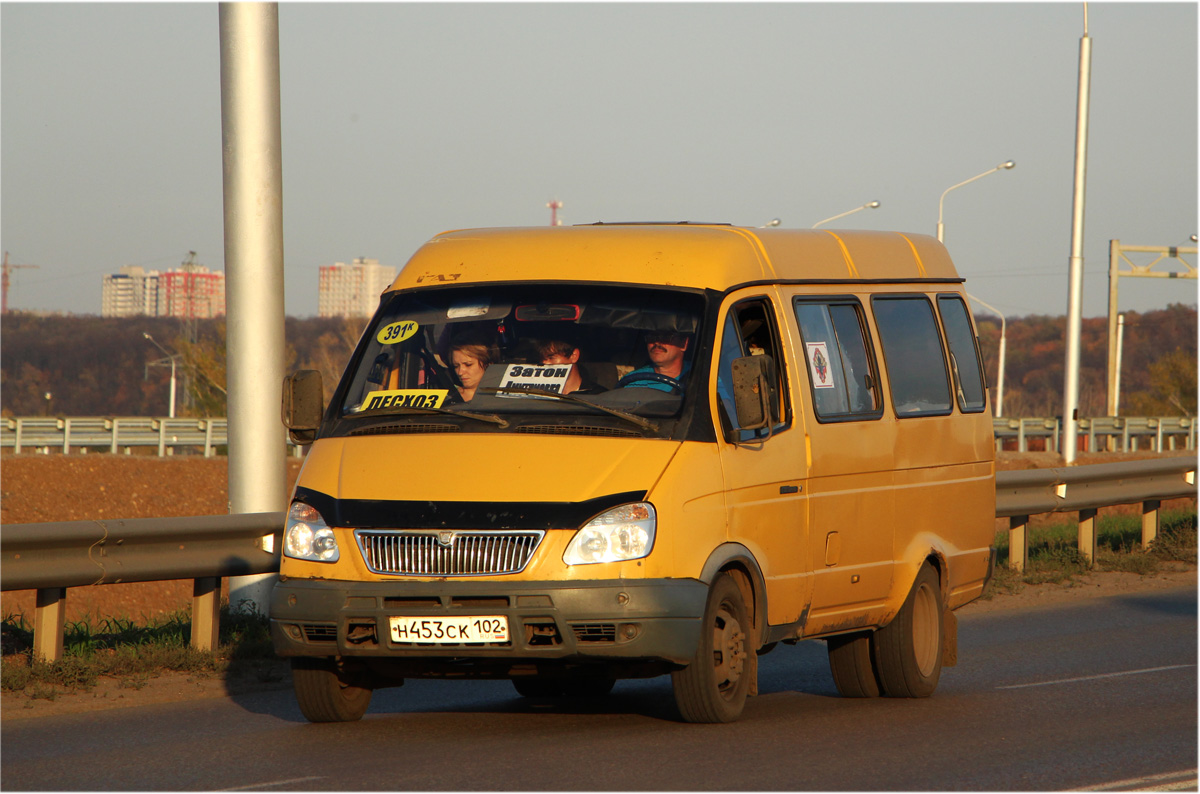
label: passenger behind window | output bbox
[619,331,691,393]
[536,338,605,395]
[450,333,498,402]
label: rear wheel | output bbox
[826,631,881,698]
[671,572,752,723]
[873,562,943,698]
[291,658,373,722]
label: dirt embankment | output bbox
[1,455,303,622]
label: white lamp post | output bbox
[758,218,781,228]
[937,161,1015,243]
[143,333,178,418]
[967,294,1006,418]
[812,201,881,229]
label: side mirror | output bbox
[282,370,324,446]
[731,355,776,433]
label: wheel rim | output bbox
[711,601,746,699]
[911,581,940,677]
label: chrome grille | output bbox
[356,529,545,576]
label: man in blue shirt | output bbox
[620,331,691,393]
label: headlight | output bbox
[284,502,340,563]
[563,503,656,565]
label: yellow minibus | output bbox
[274,223,996,723]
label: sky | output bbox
[1,2,1197,320]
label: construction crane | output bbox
[1,251,39,314]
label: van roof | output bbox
[389,223,960,293]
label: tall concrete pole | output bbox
[1061,5,1092,464]
[219,3,287,612]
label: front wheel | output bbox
[872,562,943,698]
[671,572,753,723]
[291,658,373,722]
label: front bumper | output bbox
[270,577,708,667]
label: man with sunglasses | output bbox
[619,331,691,393]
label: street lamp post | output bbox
[143,333,178,419]
[812,201,881,229]
[936,161,1015,243]
[758,218,782,228]
[967,294,1006,418]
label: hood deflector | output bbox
[294,487,648,531]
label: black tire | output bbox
[827,631,882,698]
[872,562,943,698]
[291,657,373,723]
[561,676,616,698]
[671,572,753,723]
[513,676,615,698]
[512,677,564,698]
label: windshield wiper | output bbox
[356,404,509,428]
[478,387,659,432]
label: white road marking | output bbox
[997,664,1195,690]
[1073,769,1199,791]
[222,777,326,791]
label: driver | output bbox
[620,331,690,392]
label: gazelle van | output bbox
[273,222,996,723]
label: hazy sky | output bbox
[2,2,1196,319]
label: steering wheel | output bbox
[617,372,685,395]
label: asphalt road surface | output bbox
[3,585,1195,791]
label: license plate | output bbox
[389,615,509,644]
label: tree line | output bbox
[0,305,1194,419]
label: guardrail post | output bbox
[204,420,214,458]
[1078,508,1098,567]
[157,419,167,457]
[191,577,222,651]
[110,418,119,454]
[62,418,71,454]
[1018,419,1027,452]
[1008,516,1029,572]
[1141,499,1161,552]
[33,587,66,663]
[14,418,23,454]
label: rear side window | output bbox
[937,295,987,413]
[793,299,881,421]
[871,296,952,417]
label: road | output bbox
[3,585,1195,791]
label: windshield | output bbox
[334,284,706,435]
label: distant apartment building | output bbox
[100,263,225,318]
[318,257,396,318]
[101,266,160,317]
[157,266,225,319]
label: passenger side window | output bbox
[716,299,789,441]
[937,295,987,413]
[871,296,952,417]
[793,299,881,421]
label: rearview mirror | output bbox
[282,370,324,446]
[731,355,776,434]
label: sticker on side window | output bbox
[358,389,449,412]
[806,342,836,389]
[497,364,571,397]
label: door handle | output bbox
[780,485,801,494]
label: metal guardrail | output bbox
[996,455,1197,574]
[992,416,1197,453]
[1,459,1196,663]
[1,416,1193,456]
[2,512,282,663]
[1,416,232,457]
